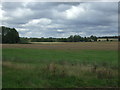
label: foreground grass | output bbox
[2,48,118,88]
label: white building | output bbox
[97,38,118,41]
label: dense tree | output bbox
[90,35,97,41]
[73,35,80,42]
[118,36,120,41]
[68,35,74,42]
[20,37,30,44]
[1,26,20,43]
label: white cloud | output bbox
[12,8,33,18]
[57,29,63,32]
[65,5,85,19]
[23,18,52,27]
[0,4,11,21]
[46,24,65,29]
[16,28,29,31]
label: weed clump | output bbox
[91,64,98,73]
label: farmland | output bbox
[2,42,119,88]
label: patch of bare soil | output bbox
[1,42,118,50]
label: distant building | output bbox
[97,38,118,41]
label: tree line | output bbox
[0,26,119,44]
[28,35,97,42]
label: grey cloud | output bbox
[1,2,118,38]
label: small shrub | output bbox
[91,64,97,73]
[47,63,57,76]
[61,69,66,77]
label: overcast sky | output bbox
[1,2,118,38]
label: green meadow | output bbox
[2,44,118,88]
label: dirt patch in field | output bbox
[1,42,118,50]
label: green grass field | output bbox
[2,43,118,88]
